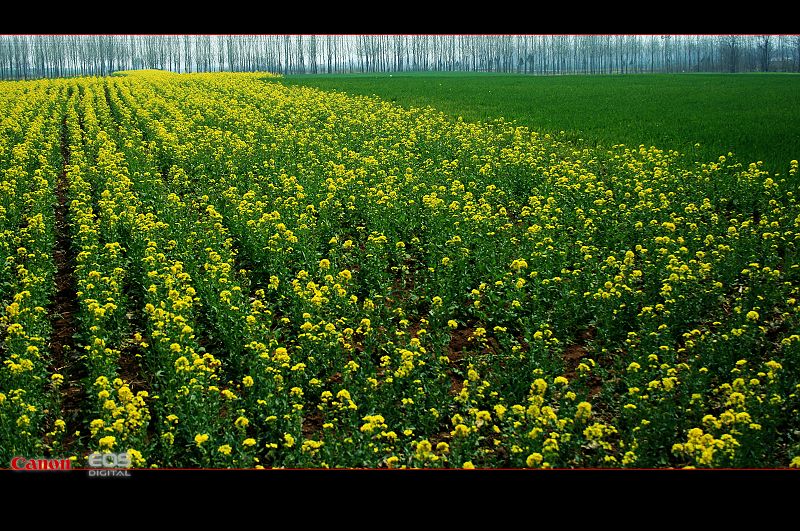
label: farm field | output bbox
[281,72,800,176]
[1,70,800,469]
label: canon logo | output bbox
[10,457,72,471]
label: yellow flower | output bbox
[242,376,254,387]
[531,378,548,396]
[453,424,470,437]
[746,310,759,321]
[195,433,209,446]
[526,453,543,467]
[243,438,256,447]
[128,449,145,467]
[284,433,295,447]
[218,444,232,455]
[511,258,528,271]
[319,259,331,269]
[462,461,476,469]
[575,401,592,421]
[99,436,116,450]
[90,419,105,435]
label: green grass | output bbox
[280,73,800,175]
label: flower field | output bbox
[1,70,799,468]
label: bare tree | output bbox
[758,35,772,72]
[0,34,794,80]
[723,35,739,73]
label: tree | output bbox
[758,35,772,72]
[724,35,739,73]
[0,34,793,80]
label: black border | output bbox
[1,5,794,35]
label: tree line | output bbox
[1,35,798,80]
